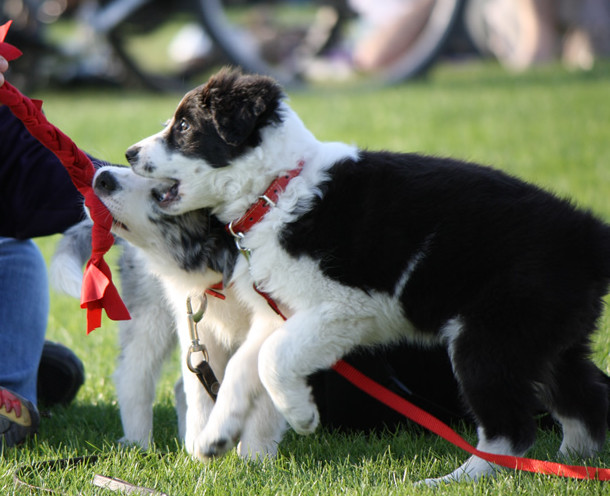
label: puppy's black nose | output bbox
[125,146,140,165]
[94,170,120,195]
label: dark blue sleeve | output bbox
[0,105,90,239]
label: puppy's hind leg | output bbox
[237,392,287,460]
[426,318,538,484]
[540,345,608,459]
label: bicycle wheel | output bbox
[196,0,465,87]
[4,0,226,93]
[100,0,224,92]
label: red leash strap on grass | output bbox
[0,21,130,333]
[332,359,610,480]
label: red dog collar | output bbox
[226,160,305,238]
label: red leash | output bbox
[332,360,610,481]
[226,161,610,481]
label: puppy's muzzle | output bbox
[94,170,121,196]
[125,145,140,166]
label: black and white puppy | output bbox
[124,68,610,483]
[53,165,287,459]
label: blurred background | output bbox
[2,0,609,93]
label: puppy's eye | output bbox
[178,119,190,132]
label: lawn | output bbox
[1,60,610,495]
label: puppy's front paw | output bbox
[118,436,148,450]
[283,401,319,435]
[194,424,240,461]
[184,430,198,456]
[237,439,279,461]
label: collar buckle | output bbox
[225,160,305,261]
[258,194,276,208]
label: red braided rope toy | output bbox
[0,21,130,333]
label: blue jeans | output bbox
[0,237,48,406]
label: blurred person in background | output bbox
[465,0,610,71]
[349,0,610,72]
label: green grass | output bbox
[2,60,610,495]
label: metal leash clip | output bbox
[227,220,251,261]
[186,294,208,372]
[185,294,220,401]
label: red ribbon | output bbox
[0,21,130,333]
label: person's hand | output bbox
[0,56,7,86]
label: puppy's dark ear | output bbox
[203,68,284,147]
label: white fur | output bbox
[440,317,464,377]
[556,415,600,458]
[50,251,85,298]
[422,428,519,485]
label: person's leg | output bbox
[0,237,47,406]
[474,0,557,70]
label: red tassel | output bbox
[0,21,21,61]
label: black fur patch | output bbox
[281,151,610,333]
[280,150,610,449]
[166,68,284,168]
[150,209,237,281]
